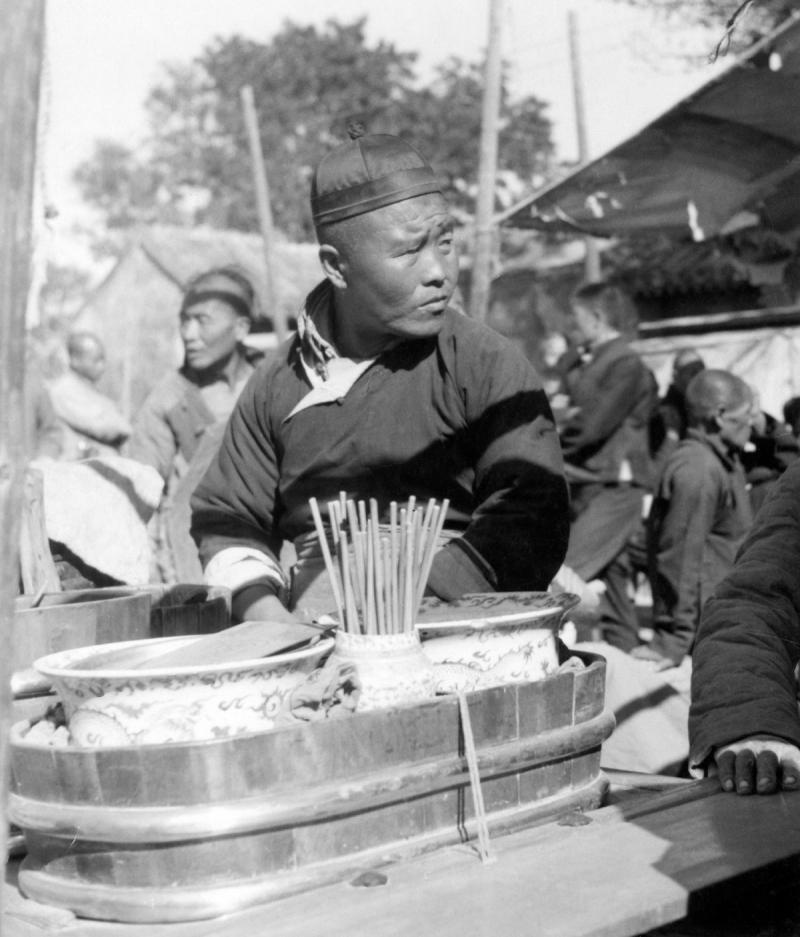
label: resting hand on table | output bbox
[713,737,800,795]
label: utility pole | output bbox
[469,0,503,322]
[0,0,45,899]
[568,9,601,282]
[241,85,287,343]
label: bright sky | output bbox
[42,0,724,241]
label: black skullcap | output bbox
[181,268,254,320]
[311,127,442,226]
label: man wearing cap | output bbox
[190,132,569,624]
[129,266,263,580]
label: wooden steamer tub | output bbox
[11,589,152,720]
[9,650,613,924]
[11,585,231,721]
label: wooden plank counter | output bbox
[5,772,800,937]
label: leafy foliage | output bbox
[73,18,554,243]
[611,0,794,41]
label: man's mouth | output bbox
[420,296,448,311]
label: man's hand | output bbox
[713,737,800,795]
[232,584,300,624]
[553,564,605,615]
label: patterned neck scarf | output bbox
[296,280,338,380]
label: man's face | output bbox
[717,399,753,450]
[333,193,459,344]
[75,343,106,383]
[570,302,599,347]
[179,298,249,371]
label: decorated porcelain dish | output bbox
[33,635,334,747]
[415,592,579,693]
[415,591,579,630]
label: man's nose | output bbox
[421,245,447,284]
[181,319,200,341]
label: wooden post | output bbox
[0,0,45,887]
[240,85,287,343]
[468,0,503,323]
[568,9,601,282]
[19,467,61,595]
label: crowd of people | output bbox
[23,130,800,794]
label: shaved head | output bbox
[67,331,106,383]
[67,331,103,360]
[686,369,751,425]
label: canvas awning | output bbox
[500,14,800,242]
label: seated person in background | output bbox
[190,129,569,626]
[634,370,753,668]
[559,281,658,653]
[48,332,131,460]
[742,389,799,515]
[783,395,800,439]
[659,349,705,439]
[650,349,705,474]
[129,266,264,581]
[689,454,800,795]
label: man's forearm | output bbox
[232,584,297,624]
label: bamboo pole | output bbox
[568,9,601,282]
[0,0,45,884]
[468,0,503,323]
[240,85,288,343]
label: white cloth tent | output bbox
[634,323,800,417]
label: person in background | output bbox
[559,281,658,652]
[742,389,799,514]
[650,349,705,474]
[634,370,753,668]
[660,350,705,440]
[783,395,800,439]
[689,454,800,795]
[48,332,131,460]
[190,130,569,626]
[128,266,263,581]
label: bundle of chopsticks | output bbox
[309,494,449,636]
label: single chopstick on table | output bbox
[457,691,495,864]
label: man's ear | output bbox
[234,316,251,342]
[319,244,347,290]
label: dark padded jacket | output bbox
[648,431,752,664]
[191,307,570,599]
[560,336,658,488]
[689,456,800,772]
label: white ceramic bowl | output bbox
[415,592,578,693]
[330,630,436,711]
[33,635,334,747]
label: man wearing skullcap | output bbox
[635,369,754,668]
[190,131,569,624]
[129,266,263,580]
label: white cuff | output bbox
[204,547,286,595]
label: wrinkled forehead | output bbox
[357,192,453,234]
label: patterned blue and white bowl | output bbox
[415,592,579,693]
[33,635,334,747]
